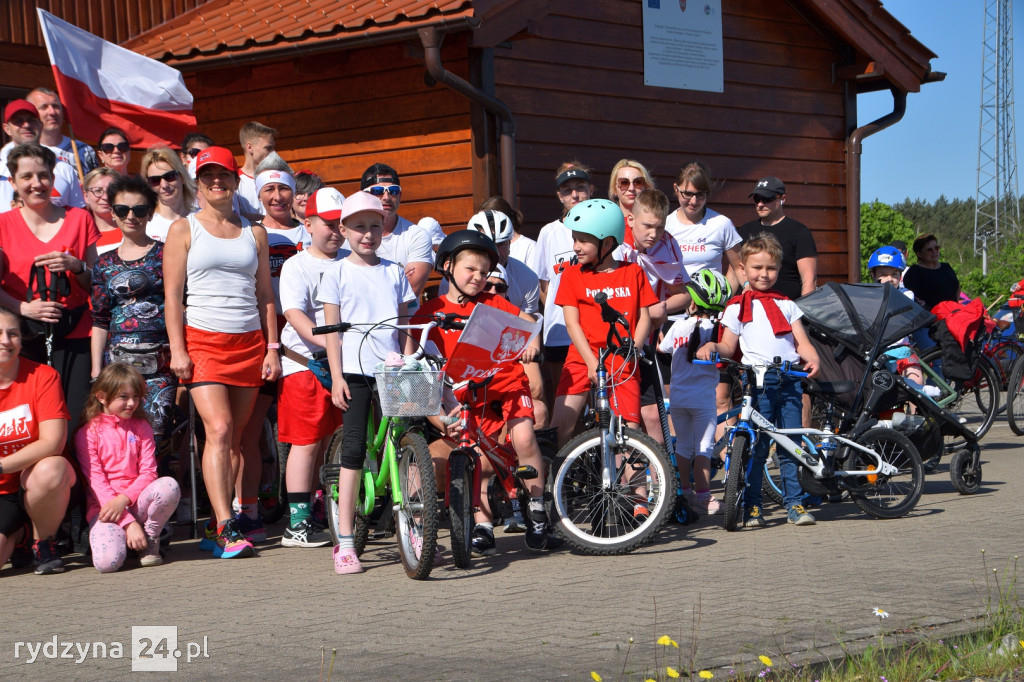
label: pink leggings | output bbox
[89,477,180,573]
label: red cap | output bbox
[306,187,345,221]
[194,146,238,173]
[4,99,39,124]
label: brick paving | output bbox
[1,421,1020,681]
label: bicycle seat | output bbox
[803,379,855,396]
[466,375,496,391]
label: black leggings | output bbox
[22,335,91,435]
[339,374,375,471]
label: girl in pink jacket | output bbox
[75,363,180,572]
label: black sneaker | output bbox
[281,519,332,548]
[544,523,564,550]
[524,519,548,553]
[32,538,65,575]
[470,526,496,556]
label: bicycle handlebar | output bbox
[594,291,633,357]
[702,353,808,377]
[311,322,353,336]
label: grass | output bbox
[590,553,1023,682]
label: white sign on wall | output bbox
[642,0,724,93]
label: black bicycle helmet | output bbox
[435,229,500,275]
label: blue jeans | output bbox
[745,371,804,510]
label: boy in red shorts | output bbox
[414,230,556,554]
[550,199,658,447]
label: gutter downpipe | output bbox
[419,26,517,206]
[846,86,906,281]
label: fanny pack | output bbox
[109,343,169,376]
[281,345,332,390]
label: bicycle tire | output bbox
[845,427,923,519]
[949,448,982,495]
[447,451,474,569]
[1006,356,1024,436]
[919,346,999,444]
[761,451,784,508]
[395,431,438,580]
[723,433,749,531]
[547,427,674,554]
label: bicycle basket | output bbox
[373,369,445,417]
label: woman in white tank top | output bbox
[163,146,280,559]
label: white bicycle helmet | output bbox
[467,209,514,244]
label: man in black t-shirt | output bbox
[738,176,817,300]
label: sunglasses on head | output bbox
[99,141,130,153]
[484,281,508,294]
[617,177,647,191]
[147,170,180,187]
[364,185,401,197]
[111,204,150,220]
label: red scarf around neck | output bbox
[732,289,792,336]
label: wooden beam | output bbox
[470,0,552,48]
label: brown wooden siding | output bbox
[184,37,475,233]
[0,0,206,46]
[494,0,850,281]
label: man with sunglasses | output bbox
[737,176,817,300]
[358,163,434,304]
[0,99,86,214]
[26,88,98,174]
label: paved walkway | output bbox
[2,420,1020,681]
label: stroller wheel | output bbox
[949,448,982,495]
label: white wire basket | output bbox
[374,369,445,417]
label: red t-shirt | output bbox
[413,293,530,397]
[0,359,70,495]
[554,261,658,364]
[0,207,101,339]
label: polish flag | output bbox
[36,9,196,149]
[445,304,541,385]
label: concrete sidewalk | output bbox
[1,421,1020,681]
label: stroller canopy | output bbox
[797,282,934,356]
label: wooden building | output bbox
[1,0,939,282]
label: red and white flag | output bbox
[36,9,196,149]
[445,304,541,385]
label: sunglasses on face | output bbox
[484,281,508,294]
[364,185,401,197]
[617,177,647,191]
[147,169,180,187]
[99,141,130,153]
[558,182,590,197]
[111,204,150,220]
[678,189,708,201]
[185,147,204,158]
[752,195,778,205]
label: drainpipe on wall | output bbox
[846,86,906,281]
[419,26,517,207]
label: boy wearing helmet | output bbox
[551,199,659,455]
[658,269,731,515]
[868,246,925,388]
[413,230,556,554]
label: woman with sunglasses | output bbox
[82,167,122,255]
[163,146,281,559]
[0,143,99,425]
[608,159,655,226]
[140,147,196,243]
[88,175,176,438]
[96,128,131,176]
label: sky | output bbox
[859,0,1024,205]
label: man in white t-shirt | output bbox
[357,163,434,301]
[0,99,86,213]
[26,88,98,174]
[236,121,277,220]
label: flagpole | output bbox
[66,125,86,183]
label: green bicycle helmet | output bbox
[686,268,732,311]
[563,198,625,246]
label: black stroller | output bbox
[796,282,982,495]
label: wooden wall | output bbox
[184,36,475,233]
[494,0,850,281]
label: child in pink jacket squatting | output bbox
[75,363,180,572]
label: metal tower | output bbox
[974,0,1020,266]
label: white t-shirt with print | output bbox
[665,207,741,277]
[278,249,345,377]
[658,317,719,408]
[721,298,803,365]
[536,219,576,346]
[316,258,415,376]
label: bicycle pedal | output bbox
[515,465,539,480]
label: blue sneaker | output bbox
[233,513,267,543]
[787,504,816,526]
[743,505,767,528]
[198,523,219,551]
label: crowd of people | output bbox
[15,82,958,578]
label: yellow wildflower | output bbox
[699,672,714,679]
[656,635,679,647]
[759,655,773,667]
[590,673,602,682]
[666,667,680,678]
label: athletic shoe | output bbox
[233,513,267,543]
[471,525,497,556]
[787,504,816,526]
[281,519,332,548]
[213,519,256,559]
[32,538,65,575]
[140,536,163,567]
[504,509,526,534]
[632,503,651,518]
[544,523,564,550]
[333,546,363,574]
[743,505,766,528]
[524,519,548,553]
[198,523,219,551]
[695,494,722,515]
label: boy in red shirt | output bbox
[414,230,556,554]
[551,199,659,447]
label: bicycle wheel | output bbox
[258,418,289,525]
[844,427,923,519]
[447,451,474,569]
[1006,356,1024,436]
[949,448,982,494]
[322,429,370,555]
[547,428,674,554]
[395,431,438,580]
[919,347,999,444]
[761,450,784,508]
[990,339,1024,390]
[723,433,749,531]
